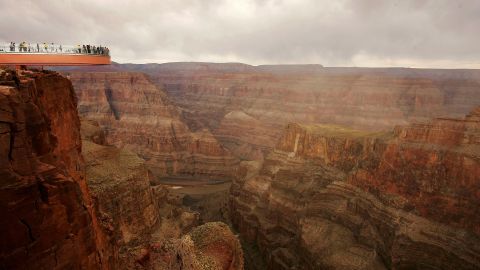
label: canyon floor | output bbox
[1,64,480,269]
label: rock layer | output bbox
[68,71,238,181]
[0,69,110,269]
[81,118,244,269]
[128,63,480,160]
[0,69,245,270]
[231,109,480,269]
[82,138,159,253]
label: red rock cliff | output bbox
[129,64,480,160]
[0,68,245,270]
[231,108,480,269]
[0,69,111,269]
[67,72,238,181]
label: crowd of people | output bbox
[75,44,109,55]
[2,42,109,56]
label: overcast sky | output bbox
[1,0,479,68]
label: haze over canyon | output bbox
[1,61,478,269]
[1,1,480,269]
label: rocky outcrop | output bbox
[0,69,110,269]
[67,72,238,181]
[129,63,480,161]
[81,119,107,145]
[82,138,160,256]
[231,108,480,269]
[148,222,244,270]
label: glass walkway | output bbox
[0,42,111,66]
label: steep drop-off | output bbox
[230,109,480,269]
[0,69,111,269]
[82,120,161,266]
[81,119,244,270]
[55,63,480,269]
[67,72,238,182]
[0,68,244,270]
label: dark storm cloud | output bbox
[1,0,479,67]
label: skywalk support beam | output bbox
[0,53,110,66]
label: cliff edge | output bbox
[0,69,110,269]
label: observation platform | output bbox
[0,43,110,66]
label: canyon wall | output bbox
[121,63,480,160]
[55,63,480,269]
[0,69,111,269]
[230,108,480,269]
[81,119,244,269]
[0,68,244,269]
[67,72,237,181]
[81,119,161,266]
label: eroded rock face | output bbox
[81,119,244,269]
[215,111,276,160]
[135,64,480,161]
[0,69,110,269]
[67,71,238,181]
[83,139,159,248]
[82,124,167,268]
[0,68,244,269]
[230,109,480,269]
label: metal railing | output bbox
[0,42,110,56]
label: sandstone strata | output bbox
[68,72,237,181]
[231,109,480,269]
[0,69,110,269]
[82,135,160,260]
[127,63,480,161]
[0,69,244,270]
[81,118,243,269]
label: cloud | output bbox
[0,0,479,68]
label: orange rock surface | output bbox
[0,69,244,269]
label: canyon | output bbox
[116,63,480,269]
[0,69,243,270]
[1,63,480,270]
[231,109,480,269]
[0,69,108,269]
[66,63,479,270]
[99,63,480,162]
[81,118,243,269]
[67,71,238,182]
